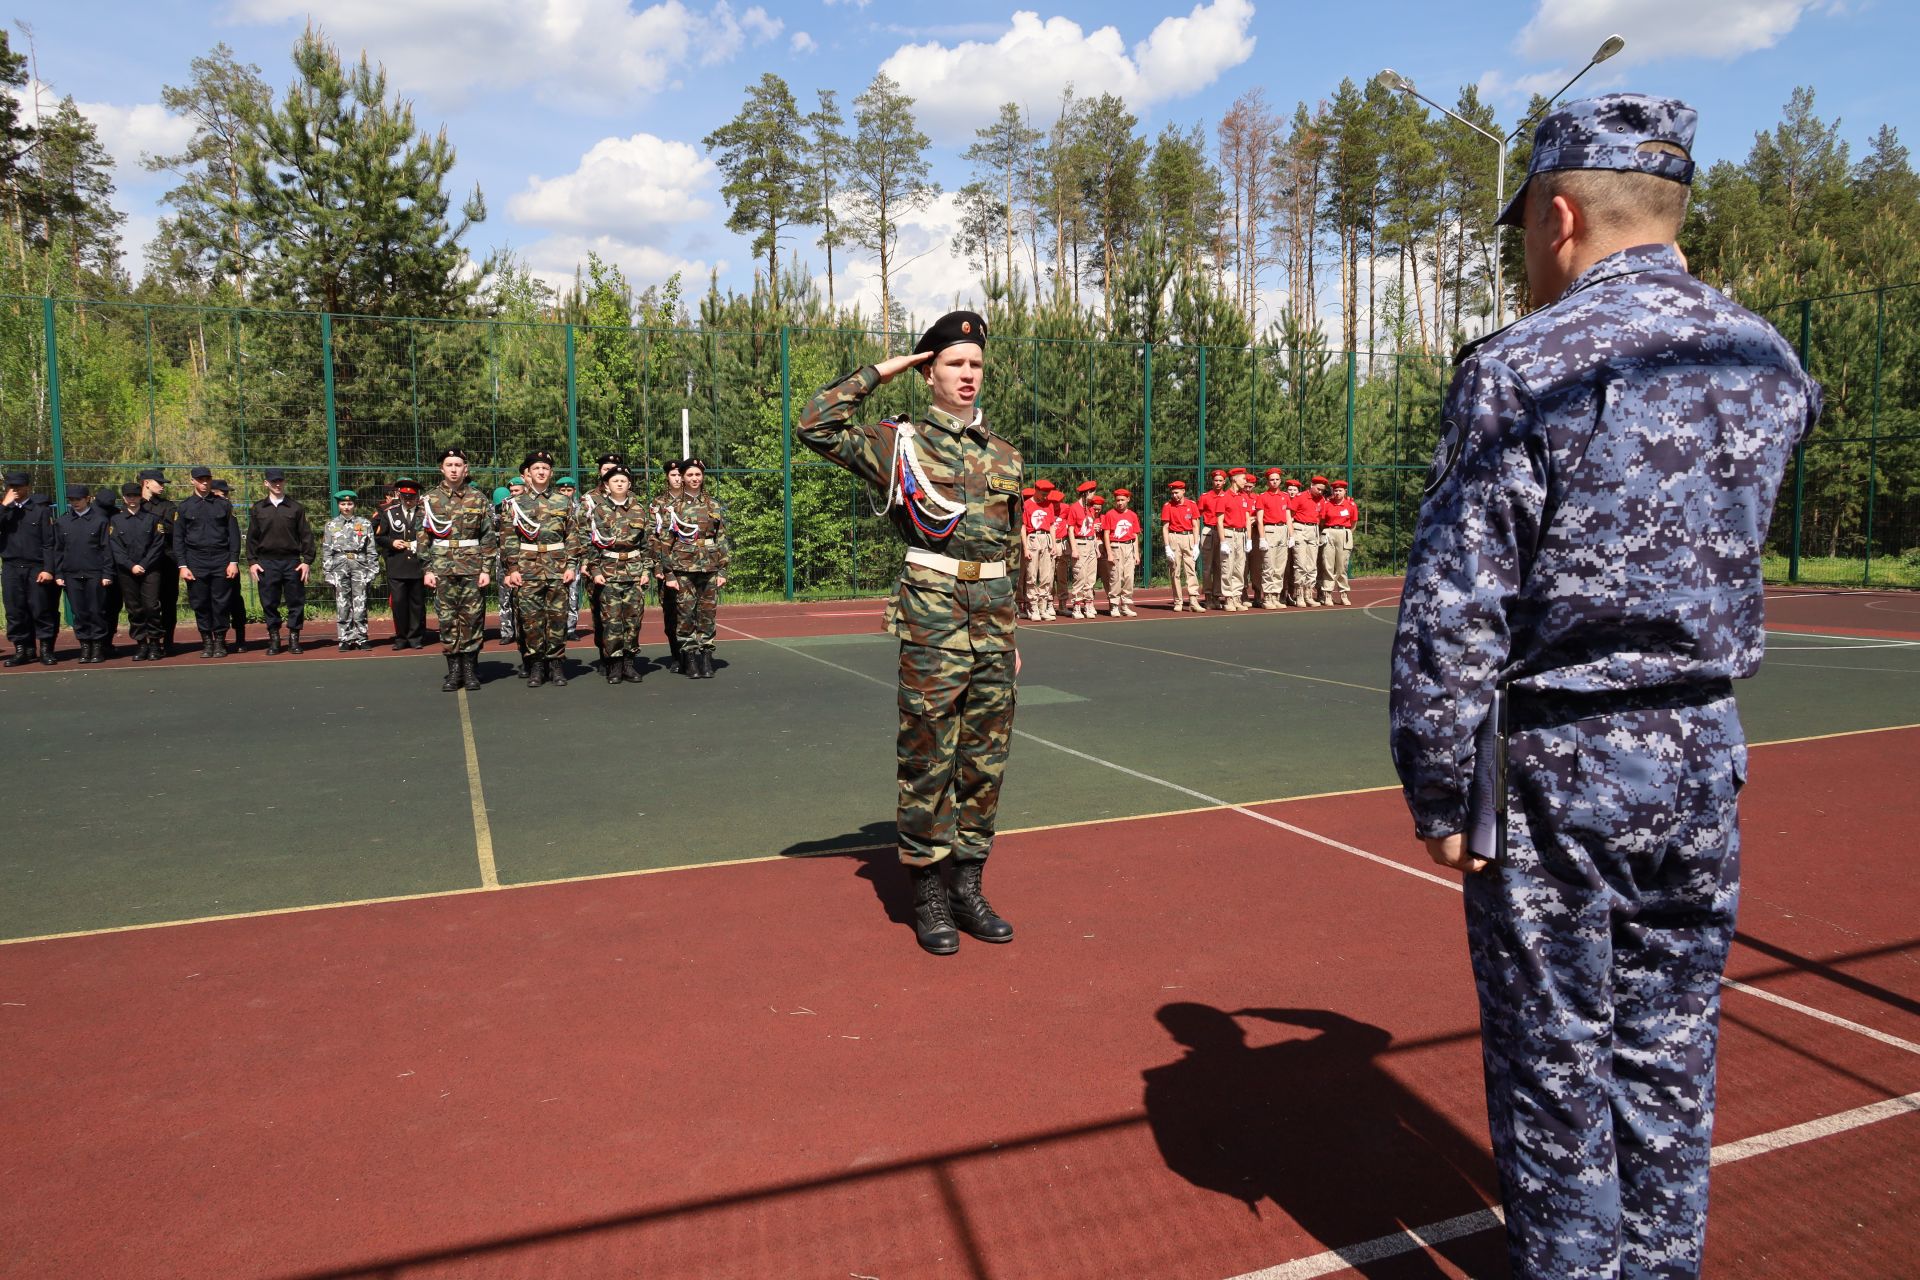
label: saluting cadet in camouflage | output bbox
[798,310,1021,955]
[421,447,497,692]
[501,450,579,687]
[1389,95,1820,1280]
[648,458,729,678]
[321,489,379,649]
[573,465,652,684]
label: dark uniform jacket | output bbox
[146,495,179,565]
[173,493,241,566]
[108,506,168,573]
[54,504,112,578]
[0,493,55,572]
[246,496,316,564]
[375,500,428,580]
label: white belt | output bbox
[518,541,566,552]
[905,548,1007,581]
[600,548,644,559]
[441,538,479,548]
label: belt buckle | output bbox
[956,559,981,581]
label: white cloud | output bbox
[230,0,770,106]
[1517,0,1817,62]
[790,31,818,54]
[508,133,718,237]
[71,98,197,172]
[875,0,1256,142]
[823,192,987,325]
[519,232,717,297]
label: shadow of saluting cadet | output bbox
[1142,1003,1503,1279]
[781,822,913,931]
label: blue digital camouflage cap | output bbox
[1496,93,1697,227]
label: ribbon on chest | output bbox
[882,419,971,539]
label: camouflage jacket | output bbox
[797,365,1022,653]
[321,514,379,578]
[574,497,653,582]
[501,487,579,579]
[649,489,729,574]
[1389,243,1821,838]
[421,481,498,576]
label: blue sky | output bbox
[23,0,1917,321]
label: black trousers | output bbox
[4,559,58,644]
[659,581,681,658]
[256,557,306,632]
[63,574,108,642]
[389,576,427,643]
[185,561,237,636]
[153,558,180,646]
[117,569,163,643]
[102,574,122,643]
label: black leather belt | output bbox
[1509,679,1734,732]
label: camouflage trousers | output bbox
[497,584,516,643]
[1465,694,1744,1280]
[517,577,569,659]
[896,642,1016,867]
[433,574,487,654]
[328,563,373,644]
[672,570,719,654]
[1163,530,1199,604]
[565,573,582,634]
[592,578,647,657]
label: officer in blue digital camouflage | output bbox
[1389,95,1820,1280]
[799,311,1023,956]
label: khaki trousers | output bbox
[1319,526,1353,600]
[1023,533,1056,615]
[1219,529,1249,603]
[1070,544,1099,606]
[1288,528,1320,604]
[1259,527,1288,601]
[1106,542,1138,607]
[1164,530,1199,603]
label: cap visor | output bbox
[1495,179,1529,228]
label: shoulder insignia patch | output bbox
[988,475,1020,495]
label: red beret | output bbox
[1265,468,1284,479]
[1168,479,1187,489]
[1019,486,1035,497]
[1211,470,1227,480]
[1035,479,1055,491]
[1227,467,1247,476]
[1332,478,1349,488]
[1088,494,1105,504]
[1112,487,1131,498]
[1076,480,1098,493]
[1311,475,1330,486]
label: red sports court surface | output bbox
[1,585,1916,1278]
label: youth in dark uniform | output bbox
[798,311,1022,954]
[54,485,112,663]
[376,479,429,647]
[247,467,317,654]
[92,484,124,655]
[172,466,241,659]
[209,479,249,649]
[1389,95,1821,1280]
[1,470,58,665]
[140,470,180,653]
[108,483,169,661]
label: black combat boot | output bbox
[526,657,547,688]
[462,654,481,691]
[620,656,641,683]
[4,646,28,667]
[76,642,95,665]
[605,655,622,684]
[200,634,215,659]
[946,861,1013,943]
[39,639,57,665]
[211,636,227,658]
[547,657,568,687]
[441,655,461,692]
[129,643,146,663]
[287,632,303,654]
[909,865,961,955]
[265,633,282,655]
[700,650,716,678]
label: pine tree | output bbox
[143,44,272,296]
[704,73,815,314]
[963,103,1042,297]
[845,72,937,346]
[805,89,848,316]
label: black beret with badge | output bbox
[521,449,554,472]
[913,310,988,357]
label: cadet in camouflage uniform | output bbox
[1389,96,1820,1280]
[501,450,579,687]
[321,489,379,649]
[798,310,1021,956]
[557,475,583,638]
[652,461,686,671]
[573,465,652,683]
[649,458,729,679]
[421,447,498,692]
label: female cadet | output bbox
[575,466,653,683]
[652,461,686,672]
[650,458,728,679]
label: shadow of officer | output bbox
[781,822,914,930]
[1142,1003,1502,1278]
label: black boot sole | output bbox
[915,931,961,955]
[954,921,1014,943]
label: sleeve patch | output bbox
[988,475,1020,495]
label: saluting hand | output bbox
[874,351,933,384]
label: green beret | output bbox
[558,476,578,488]
[492,486,510,503]
[333,489,357,501]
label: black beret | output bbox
[681,456,707,471]
[437,446,468,464]
[666,459,684,474]
[604,465,633,483]
[913,310,988,358]
[66,483,90,500]
[597,452,625,466]
[521,449,555,472]
[137,468,164,482]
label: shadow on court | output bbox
[1142,1003,1503,1278]
[780,821,912,931]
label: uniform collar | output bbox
[1561,242,1685,302]
[925,403,983,439]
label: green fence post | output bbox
[781,325,795,600]
[408,318,423,469]
[1196,345,1208,490]
[42,298,64,498]
[1344,349,1357,488]
[321,313,340,497]
[144,306,159,461]
[1788,300,1810,583]
[1141,341,1154,586]
[1864,288,1884,587]
[564,323,581,483]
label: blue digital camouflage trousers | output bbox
[1465,694,1744,1280]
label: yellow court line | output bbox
[3,722,1912,950]
[456,689,500,889]
[1025,623,1392,695]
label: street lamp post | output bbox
[1380,34,1624,331]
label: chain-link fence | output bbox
[2,286,1910,610]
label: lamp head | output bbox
[1378,68,1413,94]
[1593,35,1626,64]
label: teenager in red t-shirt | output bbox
[1159,480,1202,610]
[1063,481,1101,618]
[1196,469,1229,609]
[1253,468,1292,609]
[1282,478,1320,606]
[1101,488,1142,616]
[1318,477,1359,605]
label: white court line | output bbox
[1767,628,1920,646]
[1721,978,1920,1056]
[1226,1091,1920,1280]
